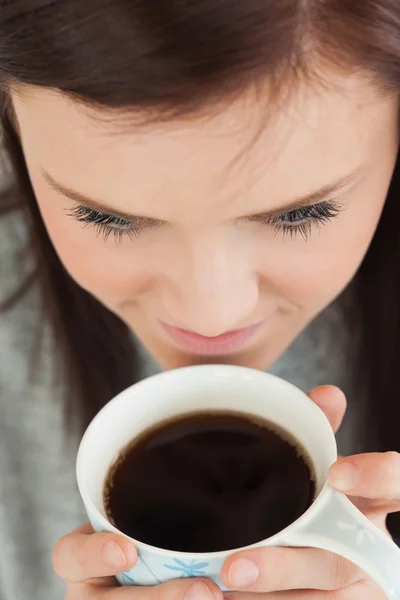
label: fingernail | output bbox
[329,461,360,492]
[102,540,127,569]
[185,582,215,600]
[228,558,260,588]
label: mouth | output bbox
[158,319,268,356]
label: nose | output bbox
[159,237,260,337]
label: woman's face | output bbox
[11,75,399,370]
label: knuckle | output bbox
[263,548,295,589]
[254,549,281,589]
[331,554,359,589]
[76,536,96,579]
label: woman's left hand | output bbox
[220,386,400,599]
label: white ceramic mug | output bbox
[76,365,400,599]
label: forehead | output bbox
[12,77,397,218]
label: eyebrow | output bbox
[41,166,364,223]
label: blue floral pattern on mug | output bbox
[119,571,136,585]
[163,558,210,577]
[337,521,376,545]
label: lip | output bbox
[158,319,267,356]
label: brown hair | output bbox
[0,0,400,537]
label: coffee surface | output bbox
[104,412,315,552]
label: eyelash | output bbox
[68,205,161,243]
[68,200,342,244]
[256,200,342,241]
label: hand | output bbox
[53,524,223,600]
[219,385,400,599]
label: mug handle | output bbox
[279,484,400,600]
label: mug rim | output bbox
[77,364,338,559]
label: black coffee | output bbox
[104,412,315,552]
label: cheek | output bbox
[33,188,150,304]
[259,194,386,309]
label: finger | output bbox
[221,547,362,592]
[307,386,347,434]
[224,578,384,599]
[53,523,137,583]
[329,452,400,508]
[83,578,223,600]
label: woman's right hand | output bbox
[53,524,223,600]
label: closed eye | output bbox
[67,204,163,243]
[244,200,343,241]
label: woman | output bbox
[0,0,400,599]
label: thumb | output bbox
[307,385,347,434]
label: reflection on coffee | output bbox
[104,412,316,552]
